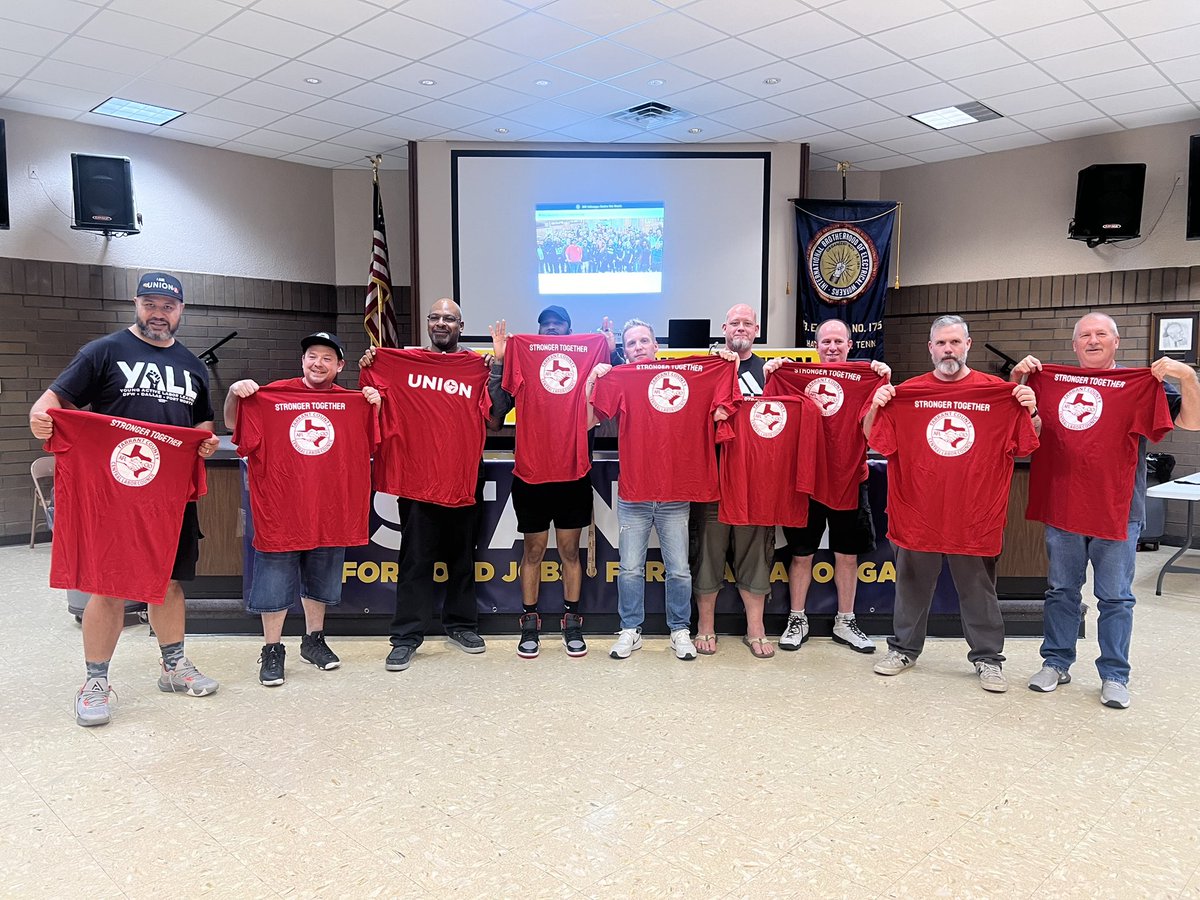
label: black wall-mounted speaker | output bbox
[0,119,9,231]
[666,318,711,348]
[1068,162,1146,246]
[1187,134,1199,241]
[71,153,139,234]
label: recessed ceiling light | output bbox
[91,97,184,126]
[763,77,781,85]
[419,79,437,86]
[911,101,1002,130]
[304,77,321,84]
[647,78,665,86]
[495,127,509,134]
[688,127,702,134]
[534,79,551,86]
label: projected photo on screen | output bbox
[535,201,663,295]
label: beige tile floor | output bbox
[2,542,1199,899]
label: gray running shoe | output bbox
[75,677,113,727]
[1027,665,1070,693]
[873,649,914,676]
[609,628,642,659]
[157,657,219,696]
[975,661,1008,693]
[1101,680,1130,709]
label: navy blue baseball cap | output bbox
[302,331,345,360]
[136,272,184,302]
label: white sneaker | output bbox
[873,649,914,676]
[1101,680,1130,709]
[670,629,697,661]
[975,661,1008,693]
[778,612,809,651]
[832,614,875,654]
[609,628,642,660]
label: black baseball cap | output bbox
[538,305,571,328]
[136,272,184,302]
[301,331,344,360]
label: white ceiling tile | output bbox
[113,79,215,112]
[211,11,329,57]
[267,115,351,141]
[707,99,795,129]
[175,37,288,79]
[1090,84,1188,115]
[489,62,593,98]
[343,13,463,59]
[104,0,240,33]
[964,0,1092,35]
[400,0,524,36]
[362,115,458,140]
[334,81,428,114]
[914,40,1023,80]
[537,0,666,37]
[703,130,768,142]
[547,40,656,81]
[145,59,249,96]
[1105,0,1200,39]
[154,130,225,148]
[325,132,408,153]
[48,37,161,77]
[882,132,962,152]
[225,81,319,114]
[281,152,337,167]
[75,111,157,133]
[909,144,983,162]
[805,131,870,152]
[823,0,953,34]
[771,82,865,115]
[825,143,897,163]
[875,13,990,59]
[1010,101,1104,129]
[455,118,543,140]
[423,39,528,81]
[297,98,388,127]
[1086,0,1142,8]
[299,38,410,81]
[671,39,777,81]
[259,61,364,98]
[1037,43,1146,81]
[236,129,316,153]
[478,13,593,57]
[193,97,285,127]
[985,83,1081,114]
[877,82,971,115]
[403,100,489,129]
[1112,102,1200,128]
[445,81,535,114]
[948,116,1028,139]
[1,0,99,33]
[720,61,822,98]
[0,96,77,119]
[658,81,754,114]
[853,154,921,170]
[679,0,808,35]
[1160,55,1200,82]
[159,114,255,140]
[968,132,1049,152]
[5,78,108,109]
[1003,15,1125,59]
[839,62,939,97]
[951,64,1052,99]
[614,131,680,142]
[743,118,832,142]
[555,82,643,115]
[26,59,131,95]
[250,0,382,35]
[605,62,707,98]
[0,48,40,78]
[612,12,724,57]
[793,40,903,80]
[1068,65,1168,100]
[79,10,198,56]
[1132,23,1200,61]
[653,116,739,140]
[378,64,482,98]
[808,99,896,130]
[848,117,929,142]
[505,100,591,130]
[1036,118,1122,140]
[0,19,72,54]
[741,12,857,57]
[554,116,645,141]
[220,140,285,158]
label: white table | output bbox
[1146,478,1200,596]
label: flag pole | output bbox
[372,155,383,348]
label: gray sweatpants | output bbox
[887,548,1005,665]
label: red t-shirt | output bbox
[766,361,886,510]
[234,379,377,552]
[591,355,740,502]
[360,348,490,507]
[869,370,1039,556]
[45,408,209,604]
[1026,364,1174,540]
[716,395,824,527]
[502,333,610,483]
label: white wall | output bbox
[0,109,337,283]
[331,168,410,287]
[880,117,1200,286]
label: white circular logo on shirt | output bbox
[925,411,975,457]
[804,377,844,416]
[289,412,335,456]
[648,371,689,413]
[539,353,578,394]
[1058,386,1103,431]
[750,400,788,438]
[110,438,161,487]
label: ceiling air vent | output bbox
[611,101,690,129]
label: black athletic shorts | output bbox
[170,502,203,582]
[511,474,593,534]
[783,484,875,557]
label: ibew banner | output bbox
[795,199,898,362]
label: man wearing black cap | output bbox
[486,305,609,659]
[29,271,221,726]
[224,332,380,686]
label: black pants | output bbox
[390,490,483,648]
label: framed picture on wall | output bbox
[1151,312,1198,365]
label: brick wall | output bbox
[882,265,1199,536]
[0,257,411,542]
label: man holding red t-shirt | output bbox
[1013,312,1199,708]
[864,315,1038,693]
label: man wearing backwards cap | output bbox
[29,271,222,727]
[223,332,381,687]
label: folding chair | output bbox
[30,456,55,548]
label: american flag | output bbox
[364,175,399,348]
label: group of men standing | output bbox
[29,270,1199,727]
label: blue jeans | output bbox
[247,547,345,614]
[1041,521,1141,684]
[617,499,692,632]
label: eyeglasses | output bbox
[427,314,461,324]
